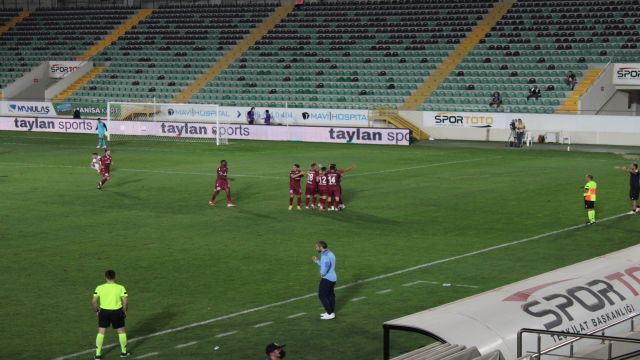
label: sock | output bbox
[289,197,293,206]
[305,197,310,206]
[320,198,325,209]
[210,191,219,203]
[297,197,301,206]
[312,197,317,206]
[96,333,105,356]
[226,192,232,203]
[588,209,596,222]
[118,333,127,353]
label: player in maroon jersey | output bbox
[209,160,235,207]
[97,148,112,190]
[305,163,319,209]
[317,166,329,212]
[333,163,353,210]
[326,164,342,211]
[289,164,303,210]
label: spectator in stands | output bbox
[265,343,286,360]
[247,107,256,125]
[489,91,502,108]
[566,71,577,91]
[263,110,272,125]
[527,85,541,101]
[516,119,526,147]
[73,108,81,119]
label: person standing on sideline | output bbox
[96,119,108,149]
[265,343,286,359]
[247,107,256,125]
[583,174,597,224]
[617,163,639,214]
[91,270,131,359]
[312,241,337,320]
[263,110,272,125]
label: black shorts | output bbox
[630,188,639,201]
[98,308,126,329]
[584,200,595,209]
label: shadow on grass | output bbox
[335,276,366,313]
[102,305,178,356]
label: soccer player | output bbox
[97,149,112,190]
[90,153,101,174]
[312,241,337,320]
[91,270,131,359]
[96,118,108,149]
[305,163,319,209]
[583,174,597,224]
[209,160,235,207]
[618,163,639,214]
[326,164,342,211]
[334,163,353,210]
[289,164,303,210]
[317,166,329,212]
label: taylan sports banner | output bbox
[48,61,84,79]
[0,117,410,145]
[612,63,640,85]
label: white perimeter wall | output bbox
[402,110,640,146]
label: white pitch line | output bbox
[402,280,439,287]
[135,352,159,359]
[215,330,238,338]
[52,211,629,360]
[454,284,480,289]
[351,296,367,302]
[349,157,499,177]
[253,321,274,328]
[287,312,306,319]
[376,289,392,294]
[175,341,198,349]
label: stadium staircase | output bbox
[0,10,29,36]
[77,8,153,62]
[67,3,280,103]
[52,66,106,101]
[424,0,640,114]
[558,68,603,113]
[0,7,137,91]
[370,108,430,141]
[172,2,295,103]
[190,0,496,109]
[401,1,514,111]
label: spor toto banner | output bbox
[0,117,410,145]
[48,61,84,79]
[612,63,640,85]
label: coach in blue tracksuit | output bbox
[96,118,108,148]
[312,241,337,320]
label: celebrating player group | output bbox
[290,162,353,212]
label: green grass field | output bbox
[1,132,639,360]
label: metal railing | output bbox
[517,313,640,360]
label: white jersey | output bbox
[91,157,101,173]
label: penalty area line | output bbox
[51,211,629,360]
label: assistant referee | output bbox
[91,270,131,359]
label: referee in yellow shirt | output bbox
[91,270,131,359]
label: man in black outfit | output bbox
[527,85,541,100]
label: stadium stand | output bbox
[424,0,640,114]
[189,0,496,109]
[0,7,136,91]
[67,3,280,104]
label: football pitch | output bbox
[1,132,639,360]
